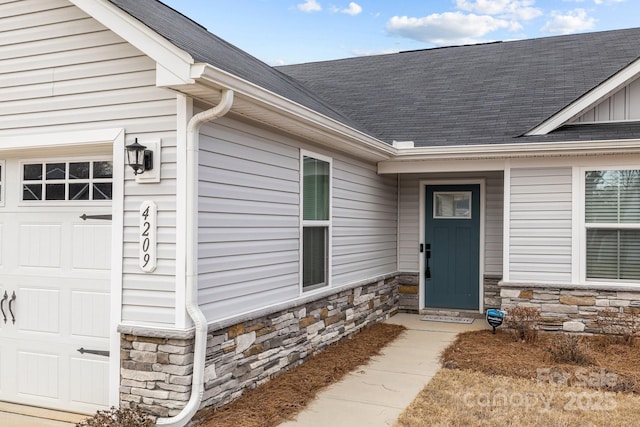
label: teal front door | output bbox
[425,184,480,310]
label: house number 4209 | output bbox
[140,201,157,273]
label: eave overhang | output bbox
[378,138,640,174]
[174,63,396,162]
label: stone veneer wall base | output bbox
[500,281,640,334]
[120,276,399,417]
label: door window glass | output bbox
[434,192,472,219]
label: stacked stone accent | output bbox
[398,273,419,311]
[483,276,502,309]
[500,283,640,333]
[120,336,194,417]
[120,276,399,417]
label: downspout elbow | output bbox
[155,89,234,427]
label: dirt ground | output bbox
[192,322,406,427]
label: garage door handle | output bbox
[1,291,6,323]
[8,291,15,324]
[77,348,110,357]
[80,214,112,221]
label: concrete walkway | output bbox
[279,313,488,427]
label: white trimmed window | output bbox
[585,169,640,281]
[301,151,331,291]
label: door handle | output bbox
[1,291,7,324]
[8,291,15,324]
[425,244,431,279]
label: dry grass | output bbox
[192,322,406,427]
[441,330,640,393]
[395,369,640,427]
[396,329,640,426]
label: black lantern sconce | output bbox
[125,138,154,175]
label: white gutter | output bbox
[156,89,234,427]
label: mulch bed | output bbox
[192,322,406,427]
[441,329,640,394]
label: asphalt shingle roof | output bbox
[279,29,640,147]
[108,0,640,148]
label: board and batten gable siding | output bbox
[196,117,398,323]
[573,77,640,122]
[0,0,179,325]
[508,167,572,282]
[398,172,504,275]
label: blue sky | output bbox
[161,0,637,65]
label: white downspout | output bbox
[156,89,234,426]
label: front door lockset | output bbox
[425,243,431,279]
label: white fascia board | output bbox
[69,0,194,85]
[526,57,640,136]
[378,138,640,174]
[190,63,396,161]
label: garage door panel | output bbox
[17,288,60,334]
[71,291,109,338]
[18,351,60,400]
[1,156,113,413]
[19,224,62,268]
[70,357,109,406]
[72,224,111,270]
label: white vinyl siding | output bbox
[573,77,640,122]
[485,174,504,274]
[197,119,301,322]
[332,159,398,286]
[197,119,398,322]
[0,1,178,325]
[398,172,503,275]
[398,176,420,272]
[509,167,572,282]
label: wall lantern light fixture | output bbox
[125,138,154,175]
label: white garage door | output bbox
[0,156,112,414]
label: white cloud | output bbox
[594,0,625,4]
[297,0,322,13]
[456,0,542,21]
[341,2,362,16]
[386,12,510,46]
[541,8,596,34]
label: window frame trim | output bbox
[579,165,640,285]
[18,156,113,206]
[299,149,332,293]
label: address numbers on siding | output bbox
[140,201,157,273]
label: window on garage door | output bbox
[21,160,112,202]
